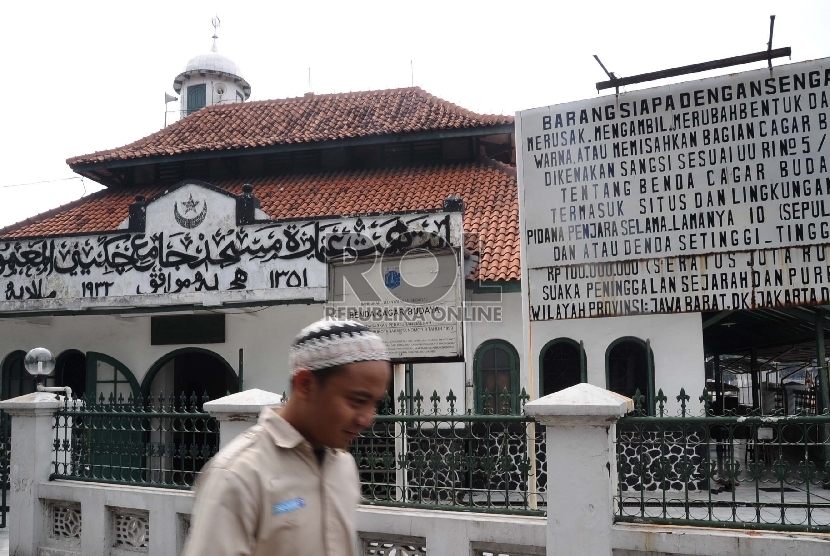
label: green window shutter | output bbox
[187,84,207,114]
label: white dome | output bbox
[184,52,245,78]
[173,51,251,99]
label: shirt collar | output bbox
[257,407,341,456]
[258,407,306,449]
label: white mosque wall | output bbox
[0,304,322,399]
[528,312,706,415]
[0,292,705,415]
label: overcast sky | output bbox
[2,0,828,229]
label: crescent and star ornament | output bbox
[174,195,208,229]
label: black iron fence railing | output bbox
[51,388,548,514]
[52,393,219,490]
[352,389,547,516]
[0,410,9,528]
[615,388,830,533]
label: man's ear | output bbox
[290,369,316,401]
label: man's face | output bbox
[307,360,390,450]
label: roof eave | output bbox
[68,124,516,177]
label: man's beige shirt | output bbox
[183,408,360,556]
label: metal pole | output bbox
[751,344,760,410]
[237,348,244,392]
[526,421,537,510]
[814,311,830,468]
[817,310,830,414]
[393,363,407,501]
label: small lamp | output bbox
[24,348,72,398]
[24,347,55,387]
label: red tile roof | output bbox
[68,87,514,167]
[0,163,519,282]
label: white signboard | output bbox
[326,214,465,362]
[518,58,830,319]
[0,182,461,313]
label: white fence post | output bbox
[0,391,62,556]
[524,383,632,556]
[203,388,284,448]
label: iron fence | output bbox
[52,393,219,489]
[615,388,830,533]
[0,410,8,528]
[351,389,547,516]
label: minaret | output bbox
[168,17,251,121]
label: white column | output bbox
[523,383,632,556]
[0,391,63,556]
[203,388,285,448]
[392,364,407,501]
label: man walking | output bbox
[183,319,391,556]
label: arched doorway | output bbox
[55,350,87,399]
[2,350,39,399]
[606,337,655,414]
[539,338,585,396]
[473,340,520,414]
[142,348,238,406]
[142,349,238,484]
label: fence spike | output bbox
[655,389,667,417]
[676,388,690,417]
[446,390,457,415]
[430,390,441,415]
[500,388,512,415]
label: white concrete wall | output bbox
[33,482,830,556]
[0,289,706,415]
[409,362,466,414]
[529,312,706,414]
[612,523,830,556]
[0,303,324,397]
[0,301,470,405]
[0,292,526,413]
[356,507,546,555]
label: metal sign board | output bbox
[518,58,830,319]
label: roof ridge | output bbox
[412,88,510,122]
[236,86,426,107]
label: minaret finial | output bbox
[211,16,221,53]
